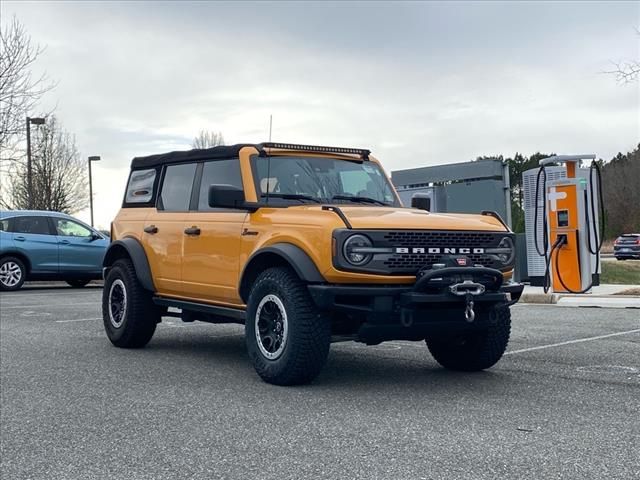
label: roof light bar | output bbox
[261,142,370,159]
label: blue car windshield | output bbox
[251,155,399,206]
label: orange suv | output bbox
[102,143,523,385]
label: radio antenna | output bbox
[265,114,273,205]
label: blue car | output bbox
[0,210,109,291]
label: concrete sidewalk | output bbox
[520,284,640,308]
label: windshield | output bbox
[251,155,399,206]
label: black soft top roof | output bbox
[130,142,371,169]
[131,143,255,169]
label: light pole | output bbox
[26,116,45,209]
[88,156,101,227]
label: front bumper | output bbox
[307,266,524,344]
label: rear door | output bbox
[51,217,107,274]
[143,162,198,297]
[10,215,59,273]
[182,159,247,305]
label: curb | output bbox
[520,293,558,304]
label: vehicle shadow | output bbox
[144,332,512,392]
[17,284,103,292]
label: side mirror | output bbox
[411,193,431,211]
[208,185,245,209]
[89,232,102,242]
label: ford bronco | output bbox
[102,143,523,385]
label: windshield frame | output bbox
[249,154,401,207]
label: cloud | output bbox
[4,0,638,226]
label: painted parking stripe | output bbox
[505,328,640,355]
[55,317,101,323]
[0,302,97,310]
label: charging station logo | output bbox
[547,187,567,212]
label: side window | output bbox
[0,219,8,232]
[125,169,157,204]
[159,163,197,211]
[54,218,92,237]
[11,216,51,235]
[198,159,243,210]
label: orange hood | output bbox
[274,205,509,232]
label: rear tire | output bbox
[66,279,91,288]
[245,267,331,386]
[426,305,511,371]
[0,256,26,291]
[102,259,159,348]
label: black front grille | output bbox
[380,231,502,273]
[382,231,497,247]
[333,229,512,276]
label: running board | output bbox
[152,297,246,321]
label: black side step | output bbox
[153,297,246,321]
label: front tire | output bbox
[245,267,331,386]
[426,305,511,371]
[102,259,159,348]
[0,256,26,291]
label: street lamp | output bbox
[26,116,45,209]
[88,156,101,227]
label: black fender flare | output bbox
[103,237,155,292]
[239,243,325,302]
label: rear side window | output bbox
[159,163,197,211]
[198,159,242,210]
[125,169,157,204]
[11,216,51,235]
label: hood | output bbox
[281,206,509,231]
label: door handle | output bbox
[184,226,201,236]
[59,240,70,245]
[144,225,158,234]
[14,236,25,242]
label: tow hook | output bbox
[449,281,486,323]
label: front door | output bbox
[181,159,247,305]
[143,162,198,297]
[51,217,107,274]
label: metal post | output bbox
[88,156,100,227]
[89,159,94,226]
[26,117,32,209]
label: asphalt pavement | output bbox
[1,286,639,480]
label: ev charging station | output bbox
[534,155,604,294]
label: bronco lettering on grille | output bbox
[394,247,485,254]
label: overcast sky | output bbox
[4,1,639,228]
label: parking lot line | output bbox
[55,318,101,323]
[0,302,96,310]
[505,328,640,355]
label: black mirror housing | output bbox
[411,193,431,211]
[208,185,246,209]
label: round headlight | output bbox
[497,236,515,264]
[343,234,373,266]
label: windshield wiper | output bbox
[261,193,321,203]
[331,194,389,206]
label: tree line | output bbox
[478,146,639,238]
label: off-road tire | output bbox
[102,259,159,348]
[245,267,331,386]
[0,256,26,291]
[66,279,91,288]
[426,305,511,371]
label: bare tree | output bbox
[192,130,225,149]
[0,16,55,163]
[1,115,88,214]
[604,27,640,84]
